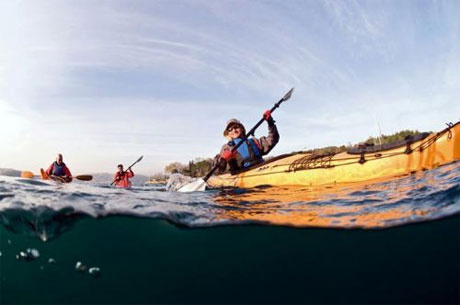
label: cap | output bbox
[223,118,246,136]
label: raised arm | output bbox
[256,113,279,155]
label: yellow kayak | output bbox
[208,121,460,189]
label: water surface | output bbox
[0,162,459,304]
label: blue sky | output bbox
[1,0,459,175]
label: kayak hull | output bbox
[208,122,460,189]
[40,168,72,183]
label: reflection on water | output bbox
[0,162,459,240]
[212,162,460,228]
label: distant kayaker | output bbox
[46,153,72,182]
[113,164,134,188]
[214,110,279,174]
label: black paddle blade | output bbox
[128,156,143,169]
[282,88,294,102]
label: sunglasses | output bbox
[227,125,241,132]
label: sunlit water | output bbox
[0,162,459,241]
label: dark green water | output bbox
[1,216,458,304]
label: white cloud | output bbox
[0,1,458,175]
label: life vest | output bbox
[52,162,67,176]
[229,138,263,169]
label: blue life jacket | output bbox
[229,138,263,168]
[52,162,66,176]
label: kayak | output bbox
[40,168,72,183]
[207,121,460,189]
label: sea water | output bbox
[0,162,459,304]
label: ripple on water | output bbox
[0,162,459,239]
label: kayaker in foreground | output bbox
[113,164,134,188]
[45,153,73,182]
[214,110,279,174]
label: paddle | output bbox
[178,88,294,192]
[110,155,143,186]
[40,168,93,182]
[20,171,35,179]
[75,175,93,181]
[50,175,92,182]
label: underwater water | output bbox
[0,162,459,304]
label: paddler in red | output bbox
[113,164,134,188]
[46,153,73,182]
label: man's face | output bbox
[56,155,63,164]
[118,166,123,173]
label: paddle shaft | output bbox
[202,89,293,182]
[125,157,142,172]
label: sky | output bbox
[1,0,459,175]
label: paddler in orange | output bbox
[45,153,73,182]
[113,164,134,188]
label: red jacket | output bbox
[113,170,134,188]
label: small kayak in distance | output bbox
[113,181,132,189]
[49,175,72,183]
[40,168,72,183]
[208,121,460,189]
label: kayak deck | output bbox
[40,168,72,183]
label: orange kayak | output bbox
[40,168,72,183]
